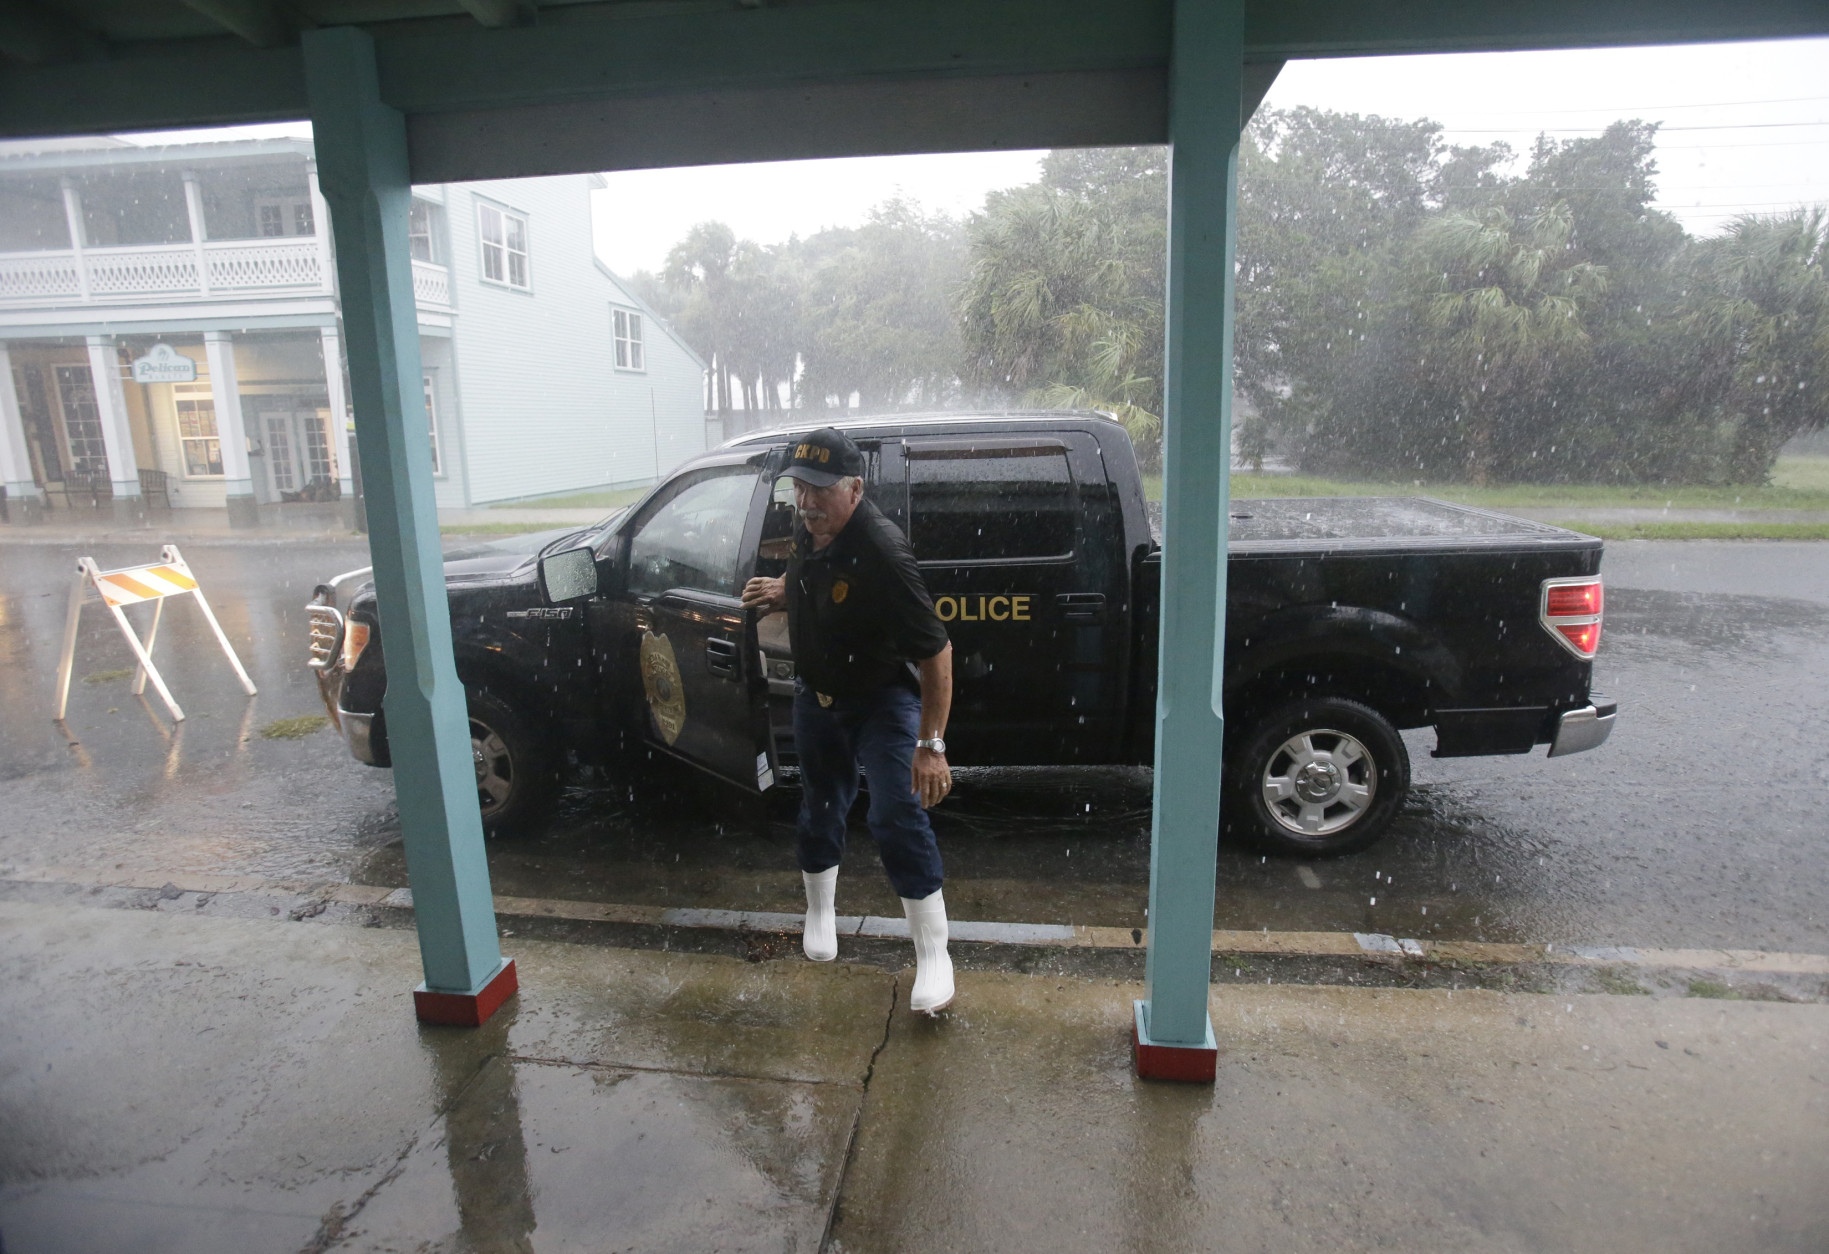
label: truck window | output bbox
[625,465,761,597]
[906,443,1075,563]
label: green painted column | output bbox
[1138,0,1243,1065]
[303,27,508,1009]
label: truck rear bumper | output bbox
[1548,694,1616,758]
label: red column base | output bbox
[1133,1000,1218,1083]
[414,957,518,1027]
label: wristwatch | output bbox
[916,736,947,755]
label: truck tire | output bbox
[1228,697,1408,858]
[468,689,557,836]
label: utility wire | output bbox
[1438,121,1829,135]
[1428,93,1829,115]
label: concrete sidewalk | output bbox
[1,897,1824,1253]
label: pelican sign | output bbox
[130,344,198,384]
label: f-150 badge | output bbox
[639,631,686,746]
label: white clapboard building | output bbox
[0,135,707,524]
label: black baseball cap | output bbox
[780,427,866,488]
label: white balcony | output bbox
[0,238,326,308]
[0,240,454,315]
[412,258,453,309]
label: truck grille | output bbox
[306,600,344,671]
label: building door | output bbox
[262,407,298,498]
[51,364,109,482]
[256,401,337,500]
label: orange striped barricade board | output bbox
[54,544,257,723]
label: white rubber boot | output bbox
[802,867,839,962]
[901,889,954,1014]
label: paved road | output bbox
[2,538,1825,956]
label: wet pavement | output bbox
[2,539,1827,957]
[3,536,1829,1252]
[1,895,1824,1253]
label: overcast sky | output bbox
[588,35,1829,274]
[116,36,1828,276]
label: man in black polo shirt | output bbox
[741,427,957,1014]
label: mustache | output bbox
[798,507,829,521]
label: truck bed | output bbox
[1147,496,1597,555]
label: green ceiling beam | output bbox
[1,0,1824,147]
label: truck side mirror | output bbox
[539,546,598,602]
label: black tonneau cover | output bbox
[1222,497,1597,555]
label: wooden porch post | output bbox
[302,25,515,1025]
[1134,0,1245,1081]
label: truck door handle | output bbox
[1056,593,1106,623]
[705,636,740,678]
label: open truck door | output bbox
[584,456,778,792]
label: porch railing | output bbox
[0,241,453,313]
[412,258,453,309]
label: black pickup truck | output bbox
[307,411,1615,856]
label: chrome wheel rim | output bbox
[1260,728,1375,836]
[471,718,514,814]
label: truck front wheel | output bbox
[1229,697,1409,858]
[468,689,558,836]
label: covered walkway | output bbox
[2,0,1823,1080]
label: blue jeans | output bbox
[793,682,944,900]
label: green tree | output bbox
[1235,107,1443,470]
[958,148,1166,458]
[1680,208,1829,480]
[1407,202,1607,482]
[662,221,740,414]
[798,200,966,411]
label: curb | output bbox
[6,864,1826,979]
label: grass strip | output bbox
[1224,473,1829,511]
[1544,521,1829,541]
[489,486,650,510]
[439,522,558,536]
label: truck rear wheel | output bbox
[468,689,557,836]
[1229,697,1408,858]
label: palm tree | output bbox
[1681,207,1829,481]
[1412,201,1606,483]
[664,222,739,415]
[959,186,1164,458]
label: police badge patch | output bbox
[639,631,687,745]
[831,578,849,604]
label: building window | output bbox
[174,382,223,477]
[423,373,441,475]
[613,307,645,371]
[52,365,109,478]
[255,196,315,238]
[478,201,529,289]
[409,199,444,264]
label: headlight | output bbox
[342,619,372,670]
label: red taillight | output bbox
[1541,578,1603,658]
[1545,583,1602,617]
[1554,621,1600,654]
